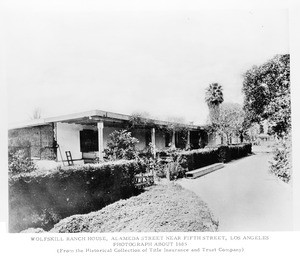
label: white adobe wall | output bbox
[231,136,240,144]
[216,135,222,145]
[207,133,242,145]
[56,123,129,161]
[155,130,165,150]
[207,132,222,146]
[56,122,96,161]
[207,133,216,146]
[56,122,168,161]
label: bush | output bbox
[104,130,139,160]
[154,149,188,179]
[9,159,146,232]
[8,149,36,176]
[138,144,186,180]
[269,135,292,183]
[164,156,187,180]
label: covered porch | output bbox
[8,109,208,165]
[50,110,206,164]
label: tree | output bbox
[205,83,224,124]
[243,54,292,184]
[245,122,260,142]
[242,54,290,137]
[213,103,245,144]
[104,130,139,160]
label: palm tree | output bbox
[205,82,224,106]
[205,83,224,124]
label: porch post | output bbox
[151,128,156,157]
[97,121,104,161]
[186,130,190,149]
[171,130,176,148]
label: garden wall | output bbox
[9,160,146,232]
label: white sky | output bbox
[2,1,289,125]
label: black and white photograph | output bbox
[1,0,300,257]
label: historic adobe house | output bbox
[8,109,211,164]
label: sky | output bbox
[3,1,289,125]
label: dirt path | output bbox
[177,152,293,231]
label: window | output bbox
[145,130,151,146]
[80,130,98,152]
[165,132,171,147]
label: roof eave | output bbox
[8,109,207,130]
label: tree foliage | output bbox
[104,130,139,160]
[129,113,153,129]
[245,123,260,142]
[205,82,224,106]
[211,103,245,144]
[242,54,290,136]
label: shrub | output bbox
[177,148,220,171]
[137,143,162,176]
[154,148,188,179]
[269,134,292,183]
[164,156,187,180]
[8,149,36,176]
[163,143,252,176]
[218,143,252,163]
[104,130,139,160]
[9,159,146,232]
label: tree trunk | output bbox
[208,104,220,124]
[226,134,230,145]
[240,132,244,143]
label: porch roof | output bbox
[9,109,206,131]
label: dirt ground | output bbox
[178,152,293,231]
[47,183,218,233]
